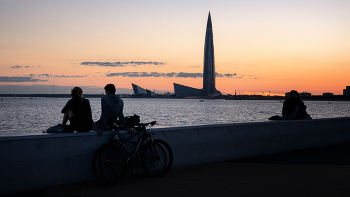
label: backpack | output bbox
[125,114,140,128]
[43,124,74,133]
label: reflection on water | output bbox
[0,97,349,135]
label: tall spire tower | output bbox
[173,12,220,97]
[203,11,215,96]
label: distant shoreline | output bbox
[1,94,350,101]
[0,94,105,98]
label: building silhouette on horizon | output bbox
[344,86,350,96]
[174,12,220,97]
[285,91,311,98]
[202,11,216,96]
[131,83,156,97]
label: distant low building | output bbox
[118,94,131,98]
[285,91,311,98]
[323,92,333,97]
[300,92,311,98]
[343,86,350,96]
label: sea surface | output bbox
[1,97,350,135]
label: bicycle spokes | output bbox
[140,140,172,177]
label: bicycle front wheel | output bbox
[140,139,173,177]
[92,144,126,185]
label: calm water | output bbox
[1,97,349,135]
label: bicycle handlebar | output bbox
[111,121,156,130]
[138,121,157,127]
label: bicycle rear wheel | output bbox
[140,139,173,177]
[92,144,126,185]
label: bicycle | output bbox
[92,121,173,185]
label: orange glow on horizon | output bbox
[1,1,349,95]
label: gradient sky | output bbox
[1,0,349,95]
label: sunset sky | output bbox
[1,0,349,95]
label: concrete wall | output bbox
[1,117,350,195]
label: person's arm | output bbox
[117,104,133,134]
[97,98,108,136]
[99,98,108,130]
[86,99,93,121]
[62,111,69,125]
[282,105,299,120]
[61,99,72,124]
[118,105,126,126]
[61,99,72,113]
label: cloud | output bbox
[54,75,88,78]
[0,76,48,82]
[177,72,202,78]
[106,72,196,78]
[10,65,33,69]
[81,61,166,67]
[106,72,240,78]
[0,84,134,94]
[0,73,88,82]
[38,74,50,77]
[215,73,237,78]
[11,65,22,69]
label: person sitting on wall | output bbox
[282,90,312,120]
[94,84,132,136]
[61,87,94,132]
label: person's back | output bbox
[98,93,125,130]
[61,87,93,132]
[66,98,91,118]
[95,84,126,136]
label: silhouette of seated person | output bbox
[61,87,93,132]
[95,84,132,136]
[282,90,311,120]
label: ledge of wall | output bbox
[1,117,350,195]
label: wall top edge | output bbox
[1,117,349,141]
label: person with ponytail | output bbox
[61,87,93,132]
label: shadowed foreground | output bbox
[5,143,350,197]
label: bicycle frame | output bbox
[92,121,173,184]
[110,125,155,166]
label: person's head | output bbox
[71,87,83,101]
[104,84,116,95]
[290,90,301,100]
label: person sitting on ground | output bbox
[95,84,132,136]
[61,87,93,132]
[282,90,312,120]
